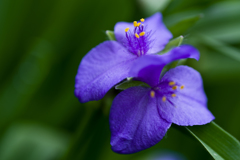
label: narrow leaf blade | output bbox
[106,30,116,41]
[169,14,203,37]
[115,79,149,90]
[198,34,240,62]
[186,122,240,160]
[160,35,184,54]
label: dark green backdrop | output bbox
[0,0,239,159]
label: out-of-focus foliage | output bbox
[0,0,239,160]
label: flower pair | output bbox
[74,13,214,154]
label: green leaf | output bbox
[169,14,203,37]
[160,35,184,54]
[115,79,149,90]
[186,122,240,160]
[105,30,116,41]
[198,34,240,62]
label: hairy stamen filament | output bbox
[123,18,152,56]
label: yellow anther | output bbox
[140,18,145,22]
[137,50,141,56]
[172,86,178,90]
[180,85,185,89]
[133,21,138,27]
[137,22,141,27]
[169,81,175,86]
[150,91,155,98]
[135,33,140,38]
[125,27,129,32]
[139,32,145,36]
[172,94,177,97]
[162,96,166,102]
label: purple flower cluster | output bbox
[74,13,214,154]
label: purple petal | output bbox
[130,55,165,88]
[75,41,136,103]
[158,66,215,126]
[110,87,171,154]
[144,12,173,54]
[130,45,200,87]
[114,12,172,54]
[167,44,200,61]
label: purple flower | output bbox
[75,13,173,102]
[109,52,215,154]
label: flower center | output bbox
[161,81,184,102]
[150,81,185,102]
[123,18,152,56]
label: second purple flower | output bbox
[110,53,215,154]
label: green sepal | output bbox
[186,122,240,160]
[169,14,203,37]
[106,30,116,41]
[115,78,150,90]
[160,35,184,54]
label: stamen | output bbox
[169,81,175,86]
[172,94,177,97]
[172,86,178,90]
[137,50,141,56]
[133,21,138,27]
[150,91,155,98]
[139,32,145,36]
[180,85,184,89]
[135,33,140,38]
[125,27,129,32]
[162,96,166,102]
[123,17,152,56]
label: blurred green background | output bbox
[0,0,239,159]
